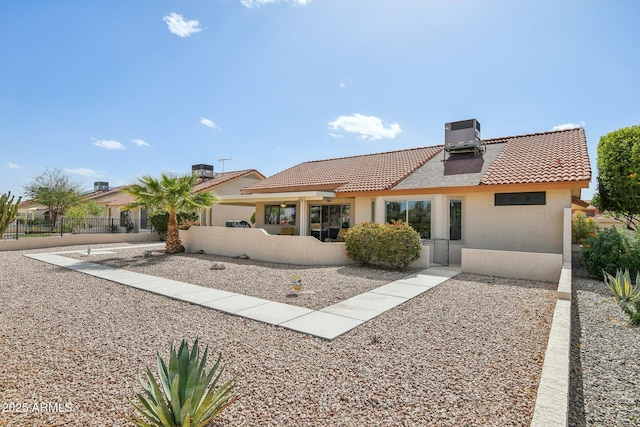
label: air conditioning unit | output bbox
[192,164,216,178]
[444,119,481,153]
[94,181,109,191]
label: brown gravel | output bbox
[63,247,420,310]
[0,243,557,426]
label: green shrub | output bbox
[150,211,199,238]
[604,268,640,325]
[580,227,640,277]
[572,212,599,243]
[130,338,236,427]
[345,221,421,270]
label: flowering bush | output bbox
[572,212,599,243]
[344,221,421,271]
[580,227,640,277]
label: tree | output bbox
[64,200,107,218]
[593,125,640,231]
[123,173,216,253]
[23,167,82,229]
[0,192,22,236]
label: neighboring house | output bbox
[191,167,265,226]
[17,167,265,230]
[86,167,265,228]
[217,122,591,264]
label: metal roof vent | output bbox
[94,181,109,191]
[444,119,481,154]
[192,164,216,179]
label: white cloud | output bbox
[328,113,402,140]
[200,118,221,130]
[329,133,343,139]
[131,138,151,147]
[339,81,346,88]
[552,121,585,131]
[64,168,104,177]
[163,12,202,38]
[241,0,310,8]
[7,162,21,169]
[92,138,126,150]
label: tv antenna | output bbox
[218,158,232,172]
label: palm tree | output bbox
[124,173,216,253]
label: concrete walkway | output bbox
[24,246,459,340]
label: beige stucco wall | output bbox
[345,189,570,263]
[461,248,563,282]
[462,189,569,254]
[0,232,159,252]
[180,226,430,268]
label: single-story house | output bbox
[211,120,591,266]
[85,167,265,229]
[17,167,265,231]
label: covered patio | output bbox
[216,191,354,241]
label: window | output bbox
[385,200,431,238]
[450,200,462,240]
[495,192,546,206]
[264,204,296,225]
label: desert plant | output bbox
[130,339,236,427]
[604,268,640,325]
[345,221,421,270]
[572,212,599,243]
[0,191,22,236]
[580,227,640,278]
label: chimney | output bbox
[94,181,109,191]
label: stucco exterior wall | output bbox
[461,248,563,282]
[180,226,430,268]
[0,232,159,252]
[462,189,569,254]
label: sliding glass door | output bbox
[309,204,351,241]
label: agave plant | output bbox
[604,269,640,303]
[130,339,236,427]
[604,268,640,326]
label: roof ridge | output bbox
[303,145,445,165]
[482,127,583,143]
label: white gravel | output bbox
[1,243,557,426]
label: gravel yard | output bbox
[63,247,419,311]
[2,243,557,426]
[569,251,640,426]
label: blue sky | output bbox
[2,0,639,200]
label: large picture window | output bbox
[385,200,431,238]
[264,204,296,225]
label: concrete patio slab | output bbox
[237,301,314,325]
[320,292,407,321]
[280,311,364,340]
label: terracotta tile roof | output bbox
[241,147,443,194]
[87,188,135,207]
[479,127,591,185]
[192,169,264,193]
[243,127,591,194]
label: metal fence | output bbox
[1,217,154,240]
